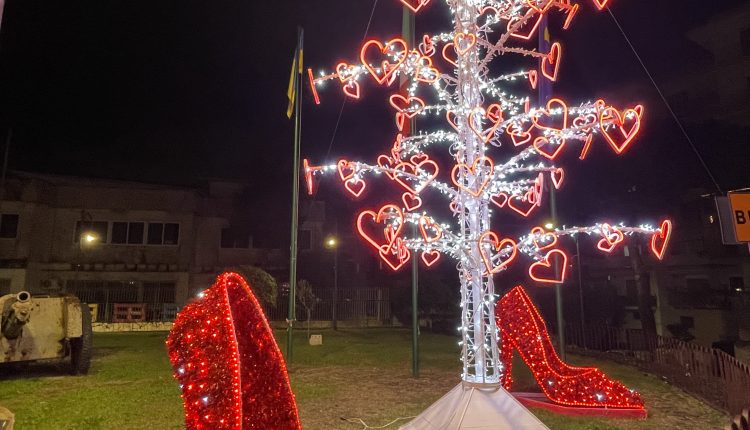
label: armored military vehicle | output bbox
[0,291,92,374]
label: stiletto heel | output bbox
[497,286,644,409]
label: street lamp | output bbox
[324,235,339,330]
[81,232,99,245]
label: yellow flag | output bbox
[287,47,302,119]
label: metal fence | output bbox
[263,287,392,326]
[67,280,177,323]
[565,323,750,415]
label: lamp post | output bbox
[324,236,338,330]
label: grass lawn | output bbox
[0,329,728,429]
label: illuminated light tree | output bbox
[304,0,671,420]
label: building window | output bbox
[220,228,252,249]
[0,214,19,239]
[730,277,745,292]
[74,221,108,243]
[680,316,695,329]
[111,222,145,244]
[742,28,750,56]
[146,223,179,245]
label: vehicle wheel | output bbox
[70,303,93,375]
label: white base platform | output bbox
[399,383,550,430]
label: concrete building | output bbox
[0,171,299,322]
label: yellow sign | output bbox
[729,192,750,242]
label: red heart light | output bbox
[600,106,642,154]
[578,134,594,160]
[415,56,441,84]
[479,231,518,275]
[507,13,544,40]
[508,123,533,146]
[453,32,477,55]
[563,4,580,30]
[530,226,558,251]
[533,98,568,133]
[528,70,538,89]
[400,0,431,13]
[551,168,564,189]
[378,155,397,179]
[451,156,495,197]
[421,250,441,267]
[597,223,625,253]
[529,249,568,284]
[360,38,408,85]
[337,160,354,181]
[419,34,435,57]
[491,192,509,208]
[593,0,610,10]
[342,81,361,99]
[508,195,538,217]
[650,219,672,260]
[533,136,567,160]
[394,159,439,194]
[526,0,554,13]
[419,216,443,243]
[344,177,366,197]
[541,42,562,82]
[446,111,460,131]
[356,204,404,255]
[442,43,458,67]
[402,192,422,211]
[389,94,425,118]
[468,107,503,143]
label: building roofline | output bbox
[8,170,247,192]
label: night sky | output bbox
[0,0,748,238]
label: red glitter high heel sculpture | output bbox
[167,273,302,430]
[497,286,644,409]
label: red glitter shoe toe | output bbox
[497,286,644,409]
[166,272,302,429]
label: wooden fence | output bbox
[565,324,750,415]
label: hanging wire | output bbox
[606,7,723,194]
[341,415,416,429]
[324,0,380,160]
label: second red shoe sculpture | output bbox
[497,286,645,409]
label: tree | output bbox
[304,0,672,387]
[296,279,318,339]
[228,266,278,308]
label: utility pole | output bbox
[540,14,566,359]
[402,5,419,378]
[286,27,304,360]
[575,235,585,347]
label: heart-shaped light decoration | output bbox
[356,204,404,255]
[596,223,625,253]
[650,219,672,260]
[451,156,495,197]
[478,231,518,274]
[529,249,568,284]
[530,226,558,251]
[360,38,408,85]
[402,192,422,211]
[541,42,562,82]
